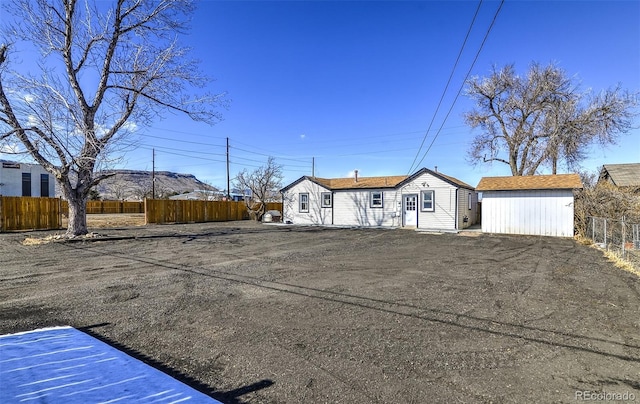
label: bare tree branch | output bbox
[0,0,226,236]
[465,63,638,176]
[234,157,284,221]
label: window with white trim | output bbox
[321,192,332,208]
[421,190,434,211]
[468,192,472,210]
[299,193,309,213]
[370,191,383,208]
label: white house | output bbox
[476,174,583,237]
[0,160,56,197]
[281,168,477,231]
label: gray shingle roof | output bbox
[599,163,640,187]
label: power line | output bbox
[145,125,228,140]
[136,132,225,148]
[229,144,310,163]
[407,0,484,175]
[412,0,505,170]
[138,143,226,157]
[231,153,311,168]
[143,147,227,164]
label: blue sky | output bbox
[4,0,640,189]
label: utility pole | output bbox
[152,148,155,199]
[226,137,231,199]
[312,157,315,177]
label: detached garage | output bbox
[476,174,583,237]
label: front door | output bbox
[403,194,418,227]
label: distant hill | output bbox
[89,170,217,200]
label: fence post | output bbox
[0,196,3,232]
[622,216,626,256]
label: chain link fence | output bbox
[587,216,640,270]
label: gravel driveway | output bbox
[1,221,639,403]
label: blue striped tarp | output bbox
[0,326,221,403]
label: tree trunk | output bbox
[66,192,89,237]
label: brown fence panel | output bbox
[266,202,283,212]
[122,201,144,213]
[85,200,144,214]
[165,200,177,223]
[0,196,62,232]
[62,200,143,215]
[229,202,238,221]
[145,199,260,224]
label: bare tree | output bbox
[130,179,152,202]
[109,180,131,201]
[0,0,225,236]
[465,63,637,176]
[234,157,283,221]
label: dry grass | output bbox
[21,234,66,245]
[602,249,640,277]
[61,213,146,229]
[577,235,640,277]
[22,236,54,246]
[23,214,145,245]
[22,232,107,245]
[575,234,639,277]
[574,234,593,246]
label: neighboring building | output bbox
[598,163,640,188]
[281,168,477,231]
[0,160,55,197]
[169,189,247,201]
[476,174,583,237]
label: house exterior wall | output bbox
[399,172,477,230]
[282,171,478,230]
[0,162,55,197]
[332,189,400,227]
[481,189,575,237]
[282,179,333,225]
[457,189,478,229]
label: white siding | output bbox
[332,189,400,227]
[0,163,55,197]
[481,190,575,237]
[457,189,477,229]
[399,172,471,230]
[282,171,478,230]
[283,180,333,225]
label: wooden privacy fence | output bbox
[0,196,62,232]
[0,196,283,231]
[61,200,144,215]
[145,199,283,224]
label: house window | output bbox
[321,192,332,208]
[421,190,434,211]
[370,191,383,208]
[22,173,31,197]
[41,174,50,197]
[299,193,309,213]
[468,192,472,210]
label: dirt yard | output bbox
[1,221,639,403]
[62,213,147,228]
